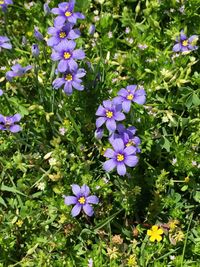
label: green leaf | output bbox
[0,196,7,207]
[192,93,200,106]
[193,191,200,203]
[161,137,171,152]
[1,184,27,197]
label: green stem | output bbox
[181,212,193,267]
[66,110,82,138]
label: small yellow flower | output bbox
[169,219,179,231]
[16,220,23,227]
[107,247,119,260]
[127,254,138,267]
[174,230,184,242]
[184,176,190,183]
[147,225,164,242]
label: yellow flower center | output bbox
[65,74,73,81]
[117,154,124,162]
[78,196,86,204]
[63,52,71,59]
[65,11,72,17]
[0,0,4,4]
[127,93,134,100]
[126,140,135,147]
[106,110,113,118]
[59,31,66,39]
[182,40,188,46]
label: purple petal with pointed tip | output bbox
[64,196,77,205]
[71,184,81,196]
[71,204,81,217]
[83,204,94,216]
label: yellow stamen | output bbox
[126,140,135,147]
[65,11,72,17]
[78,196,86,204]
[65,74,73,81]
[59,31,66,39]
[117,154,124,162]
[182,40,188,46]
[106,110,113,118]
[63,52,71,59]
[0,0,4,4]
[127,93,134,100]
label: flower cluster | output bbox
[95,85,146,176]
[49,0,86,95]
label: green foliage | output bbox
[0,0,200,266]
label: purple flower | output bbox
[0,0,13,11]
[95,127,104,139]
[96,100,125,132]
[109,124,141,153]
[32,44,40,57]
[103,138,138,176]
[0,89,3,96]
[47,23,80,47]
[173,31,198,52]
[52,0,85,26]
[44,2,51,15]
[114,85,146,113]
[138,44,148,50]
[0,114,21,133]
[64,184,99,217]
[53,67,86,95]
[51,40,85,72]
[34,27,44,41]
[0,36,12,50]
[6,64,32,81]
[89,24,95,35]
[22,36,27,46]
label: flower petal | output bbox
[73,49,85,59]
[53,78,65,89]
[111,138,124,152]
[83,204,94,216]
[106,119,116,132]
[12,114,21,122]
[96,117,106,128]
[96,105,105,116]
[81,184,90,196]
[9,125,21,133]
[103,159,116,172]
[173,43,181,52]
[58,59,68,72]
[87,195,99,204]
[64,82,73,95]
[122,100,131,113]
[64,196,77,205]
[117,163,126,176]
[103,100,112,109]
[71,204,81,217]
[124,146,136,155]
[124,155,138,167]
[71,184,81,196]
[114,112,125,121]
[104,148,115,158]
